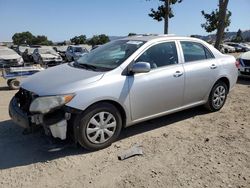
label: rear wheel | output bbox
[205,81,228,112]
[74,102,122,150]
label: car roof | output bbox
[121,34,206,43]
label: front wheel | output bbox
[205,81,228,112]
[7,79,20,90]
[74,103,122,150]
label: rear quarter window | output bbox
[181,41,214,62]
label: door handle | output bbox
[173,71,183,77]
[210,64,217,69]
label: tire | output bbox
[8,79,20,90]
[205,81,228,112]
[74,102,122,150]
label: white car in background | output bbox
[32,47,63,67]
[0,46,24,67]
[220,44,235,53]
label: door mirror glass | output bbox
[131,62,151,73]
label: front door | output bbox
[128,41,185,121]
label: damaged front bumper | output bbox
[9,91,75,140]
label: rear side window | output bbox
[181,41,214,62]
[136,42,178,69]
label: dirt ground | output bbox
[0,74,250,188]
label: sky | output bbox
[0,0,249,42]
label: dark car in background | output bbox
[65,45,88,61]
[238,51,250,77]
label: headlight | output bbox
[17,57,24,65]
[29,94,74,114]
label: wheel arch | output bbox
[216,76,230,92]
[84,100,127,128]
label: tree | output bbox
[231,29,243,42]
[148,0,183,34]
[128,33,137,36]
[12,31,35,45]
[12,31,53,45]
[70,35,87,45]
[32,35,53,45]
[87,34,110,46]
[201,0,231,49]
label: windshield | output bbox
[76,40,145,70]
[74,47,84,53]
[39,48,57,55]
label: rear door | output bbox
[179,41,219,105]
[128,41,185,121]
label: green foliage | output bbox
[128,33,137,36]
[70,35,87,45]
[201,9,231,33]
[231,29,243,42]
[32,35,53,45]
[12,31,53,45]
[12,31,34,45]
[148,0,182,21]
[87,34,110,46]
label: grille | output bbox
[242,59,250,67]
[15,88,37,113]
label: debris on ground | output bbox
[118,144,143,160]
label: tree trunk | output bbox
[215,0,229,49]
[164,0,170,34]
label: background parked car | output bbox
[15,45,37,63]
[238,51,250,77]
[219,44,235,53]
[32,47,62,67]
[226,42,250,52]
[53,45,68,61]
[0,46,24,67]
[65,45,88,61]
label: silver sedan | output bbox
[9,35,238,150]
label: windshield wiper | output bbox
[74,62,98,71]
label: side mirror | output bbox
[130,62,151,74]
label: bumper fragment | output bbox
[9,97,30,129]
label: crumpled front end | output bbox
[9,88,76,140]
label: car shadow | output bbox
[119,106,207,140]
[237,77,250,86]
[0,106,207,170]
[0,86,10,91]
[0,120,85,170]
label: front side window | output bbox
[135,42,178,69]
[181,41,214,62]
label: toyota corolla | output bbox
[9,35,238,150]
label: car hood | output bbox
[21,63,104,96]
[0,53,20,60]
[41,53,60,59]
[239,51,250,60]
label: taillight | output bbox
[235,60,240,69]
